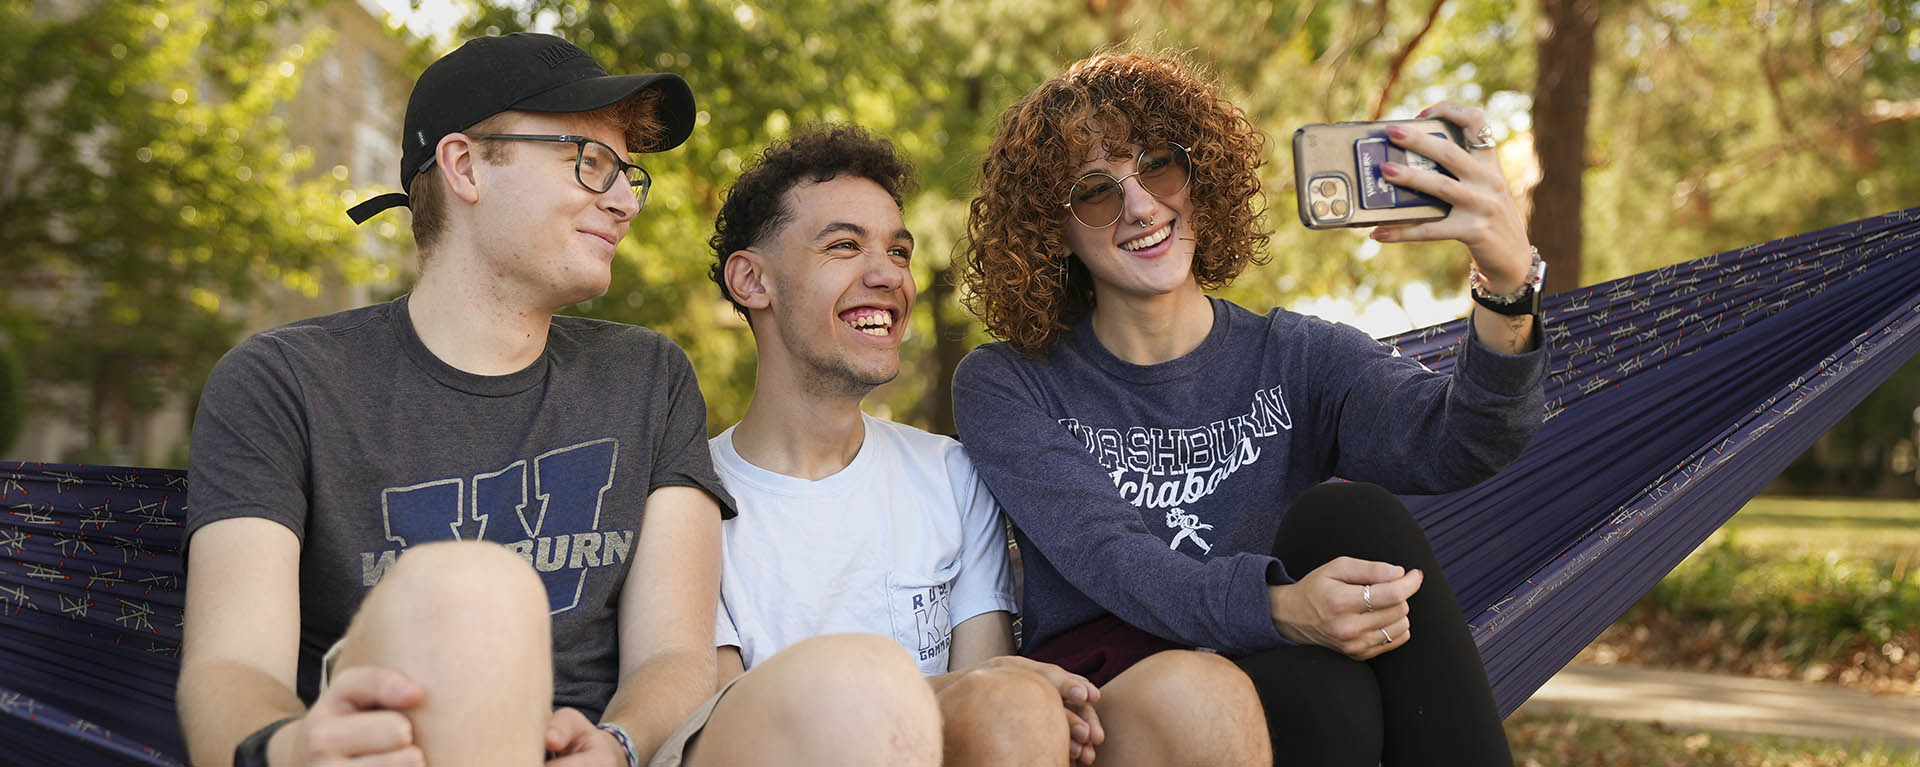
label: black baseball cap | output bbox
[347,33,696,224]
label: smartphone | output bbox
[1291,119,1466,229]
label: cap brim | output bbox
[513,73,695,153]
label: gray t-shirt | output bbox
[186,294,734,719]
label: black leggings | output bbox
[1233,482,1513,767]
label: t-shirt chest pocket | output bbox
[885,559,961,674]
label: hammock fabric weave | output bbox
[3,207,1917,765]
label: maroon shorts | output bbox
[1027,614,1188,687]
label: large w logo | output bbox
[371,439,627,613]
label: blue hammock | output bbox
[4,207,1917,765]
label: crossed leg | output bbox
[686,634,943,767]
[332,540,555,766]
[938,664,1076,766]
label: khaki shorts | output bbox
[322,637,740,767]
[645,675,741,767]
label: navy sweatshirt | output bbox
[952,297,1546,656]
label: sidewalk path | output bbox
[1519,663,1920,750]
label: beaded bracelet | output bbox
[597,722,641,767]
[1469,246,1547,316]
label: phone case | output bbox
[1291,119,1466,229]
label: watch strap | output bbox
[234,717,297,767]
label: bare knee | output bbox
[697,634,940,766]
[773,633,931,704]
[345,541,549,664]
[940,666,1068,767]
[338,542,552,765]
[1102,651,1269,766]
[373,541,546,614]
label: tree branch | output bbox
[1755,0,1797,135]
[1368,0,1448,120]
[1316,0,1392,114]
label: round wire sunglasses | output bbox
[1059,143,1194,229]
[472,133,652,206]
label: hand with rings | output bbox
[1367,100,1535,296]
[1266,556,1423,661]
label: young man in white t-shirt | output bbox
[705,125,1108,766]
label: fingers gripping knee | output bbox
[940,667,1068,749]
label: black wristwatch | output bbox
[1471,247,1546,316]
[234,717,296,767]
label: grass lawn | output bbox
[1706,496,1920,564]
[1507,712,1920,766]
[1582,495,1920,693]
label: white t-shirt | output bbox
[711,414,1017,675]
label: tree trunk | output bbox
[925,265,966,436]
[923,75,991,436]
[1529,0,1600,295]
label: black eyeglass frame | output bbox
[1059,142,1196,229]
[471,133,652,205]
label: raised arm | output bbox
[1314,318,1544,492]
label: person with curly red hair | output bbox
[953,52,1545,766]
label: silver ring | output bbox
[1379,628,1393,646]
[1466,125,1496,150]
[1361,584,1375,612]
[1136,215,1155,227]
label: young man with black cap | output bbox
[179,34,941,767]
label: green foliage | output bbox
[1579,0,1920,286]
[1598,514,1920,691]
[1592,498,1920,690]
[0,341,22,457]
[464,0,1103,430]
[0,0,364,454]
[1782,355,1920,494]
[11,0,1914,454]
[463,0,1560,431]
[1641,536,1920,656]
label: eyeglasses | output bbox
[1060,143,1193,229]
[472,133,652,207]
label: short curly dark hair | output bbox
[962,53,1271,356]
[709,124,917,318]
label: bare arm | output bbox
[926,611,1015,693]
[178,518,305,767]
[601,485,724,758]
[1472,305,1538,355]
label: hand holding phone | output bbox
[1291,118,1466,229]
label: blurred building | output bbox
[254,0,416,327]
[13,0,415,466]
